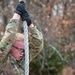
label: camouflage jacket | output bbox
[0,19,43,75]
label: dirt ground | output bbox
[62,66,75,75]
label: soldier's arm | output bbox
[0,13,20,62]
[29,24,43,62]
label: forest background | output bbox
[0,0,75,75]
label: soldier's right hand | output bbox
[15,1,32,26]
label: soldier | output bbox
[0,1,43,75]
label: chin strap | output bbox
[19,0,29,75]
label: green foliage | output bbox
[30,41,67,75]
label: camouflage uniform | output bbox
[0,19,43,75]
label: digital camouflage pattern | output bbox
[0,19,19,62]
[0,19,43,75]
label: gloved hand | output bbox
[15,1,32,26]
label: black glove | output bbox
[15,1,32,26]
